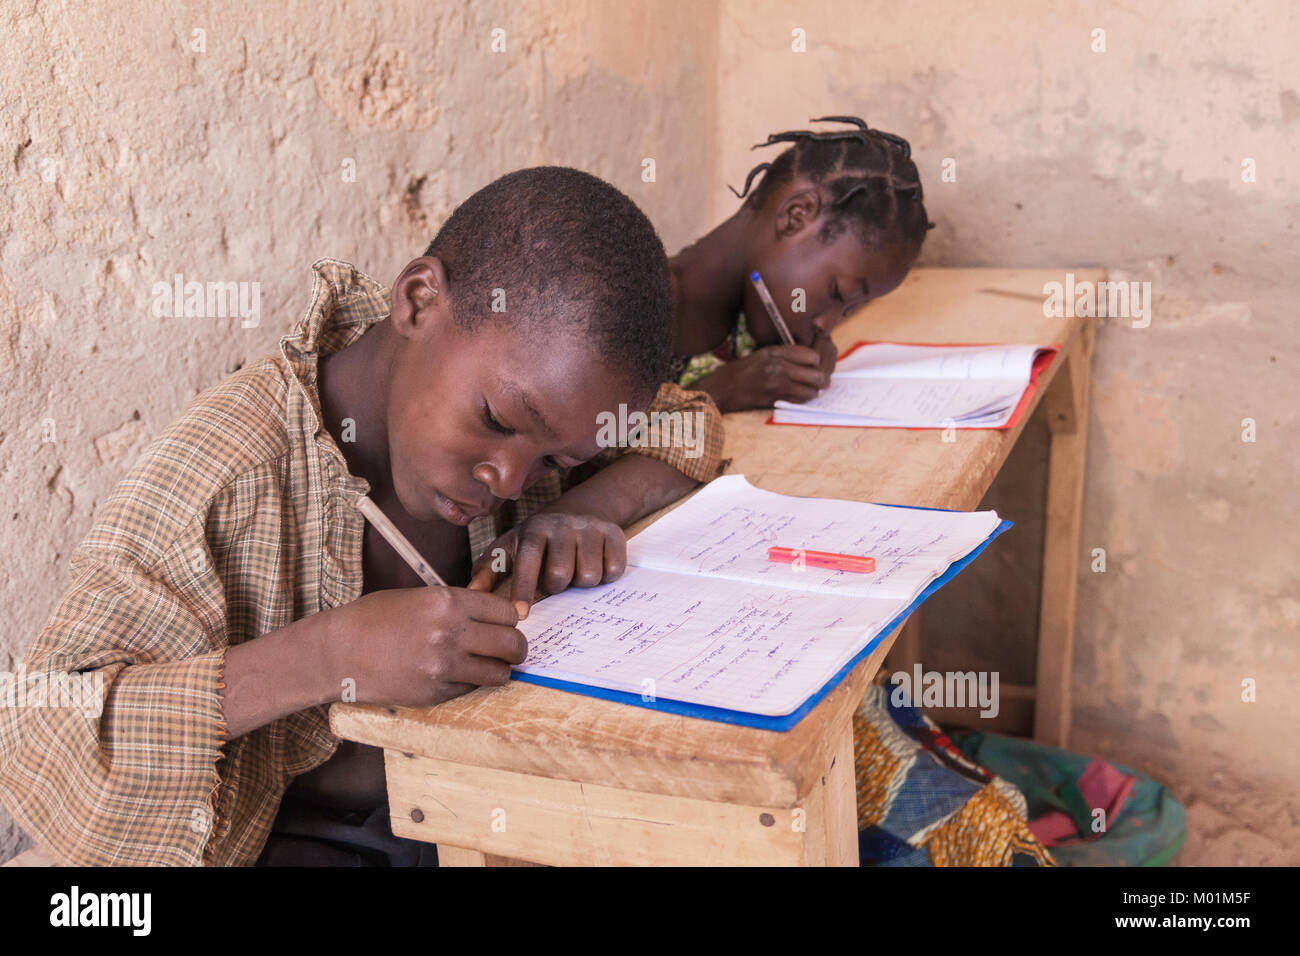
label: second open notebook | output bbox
[772,341,1056,429]
[513,475,1010,730]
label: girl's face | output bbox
[743,192,917,347]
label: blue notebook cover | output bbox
[512,504,1014,732]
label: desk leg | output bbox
[1035,322,1094,747]
[809,718,860,867]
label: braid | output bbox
[729,115,935,255]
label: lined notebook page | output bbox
[517,568,901,715]
[774,343,1048,427]
[835,343,1042,379]
[515,476,1002,717]
[777,377,1023,424]
[629,475,1001,600]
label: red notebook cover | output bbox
[764,340,1060,431]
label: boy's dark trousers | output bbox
[254,795,439,867]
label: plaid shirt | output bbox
[0,258,723,866]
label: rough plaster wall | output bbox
[2,0,1292,867]
[0,0,719,860]
[718,1,1299,862]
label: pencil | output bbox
[750,271,796,346]
[355,495,447,587]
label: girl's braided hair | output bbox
[730,116,934,256]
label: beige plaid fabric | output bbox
[0,258,723,866]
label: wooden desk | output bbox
[331,267,1099,866]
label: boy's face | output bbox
[385,262,639,526]
[744,190,916,346]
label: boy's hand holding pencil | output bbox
[323,585,527,708]
[347,497,624,712]
[338,496,528,709]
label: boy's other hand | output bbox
[467,512,627,619]
[704,329,838,412]
[326,587,526,708]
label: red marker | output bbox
[767,547,876,574]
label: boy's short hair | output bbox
[425,166,671,401]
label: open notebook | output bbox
[772,342,1057,429]
[513,475,1011,731]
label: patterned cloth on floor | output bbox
[852,679,1055,866]
[951,731,1187,866]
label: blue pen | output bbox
[750,271,797,346]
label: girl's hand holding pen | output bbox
[700,326,838,412]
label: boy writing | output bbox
[0,167,722,865]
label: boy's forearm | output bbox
[220,611,339,740]
[545,455,699,528]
